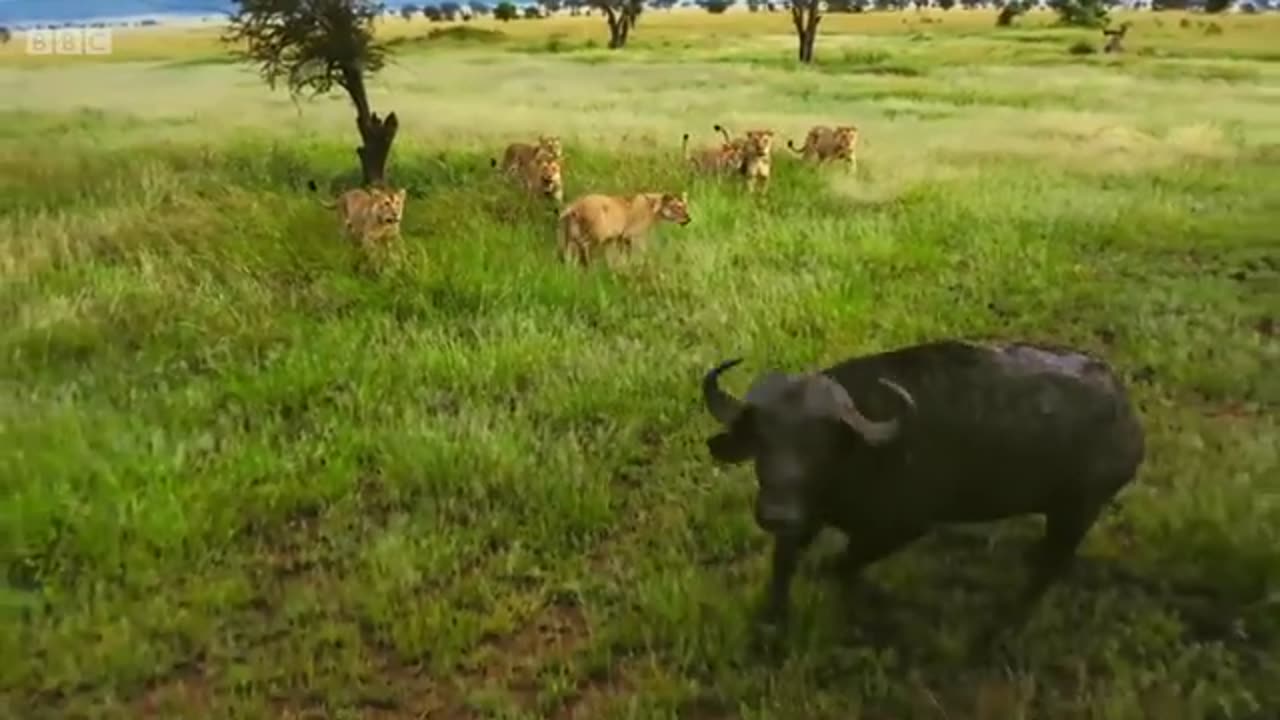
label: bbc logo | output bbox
[25,27,113,56]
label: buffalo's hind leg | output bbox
[976,498,1107,657]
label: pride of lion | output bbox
[317,122,859,269]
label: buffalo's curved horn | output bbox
[703,358,745,425]
[815,374,910,447]
[877,378,916,411]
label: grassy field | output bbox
[2,8,1279,719]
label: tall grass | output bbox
[1,12,1278,719]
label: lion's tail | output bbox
[786,138,806,155]
[680,133,691,160]
[307,179,337,209]
[713,124,732,144]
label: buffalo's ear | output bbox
[707,431,754,464]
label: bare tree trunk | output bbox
[604,6,631,48]
[790,2,822,64]
[340,62,399,186]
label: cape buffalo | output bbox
[701,339,1146,644]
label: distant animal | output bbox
[787,124,860,173]
[557,191,691,268]
[682,132,744,175]
[715,124,776,193]
[700,339,1146,647]
[491,134,563,175]
[307,180,407,252]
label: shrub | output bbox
[1068,39,1097,54]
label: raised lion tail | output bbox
[786,138,804,154]
[713,124,731,144]
[489,157,499,169]
[307,179,337,209]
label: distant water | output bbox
[0,0,476,26]
[0,0,234,25]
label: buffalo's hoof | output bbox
[750,618,789,662]
[971,623,1020,664]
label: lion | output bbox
[682,132,744,175]
[512,154,564,205]
[786,124,860,173]
[307,179,407,252]
[557,191,691,268]
[715,124,776,193]
[491,135,563,175]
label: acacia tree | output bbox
[223,0,400,186]
[591,0,644,49]
[789,0,821,64]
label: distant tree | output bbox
[937,0,955,7]
[423,5,444,19]
[787,0,821,63]
[470,0,492,12]
[702,0,732,11]
[996,0,1029,25]
[440,1,462,18]
[0,26,10,44]
[1203,0,1230,10]
[400,3,419,18]
[223,0,399,186]
[590,0,644,48]
[747,0,761,9]
[495,0,520,17]
[540,0,564,11]
[524,4,543,15]
[1049,0,1108,27]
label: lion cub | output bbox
[787,124,860,173]
[715,124,776,193]
[557,191,691,268]
[492,135,565,204]
[308,179,407,252]
[682,132,743,175]
[493,135,563,173]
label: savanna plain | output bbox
[1,8,1278,719]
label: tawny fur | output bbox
[716,124,777,193]
[310,181,407,251]
[557,191,691,268]
[491,135,563,174]
[682,133,744,175]
[515,155,564,204]
[787,124,860,173]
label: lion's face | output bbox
[538,135,563,160]
[658,192,691,225]
[835,126,859,152]
[372,188,406,226]
[537,159,563,198]
[744,129,775,157]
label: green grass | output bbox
[2,10,1279,719]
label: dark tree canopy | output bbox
[223,0,400,186]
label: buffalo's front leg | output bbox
[757,529,817,632]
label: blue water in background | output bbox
[0,0,492,25]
